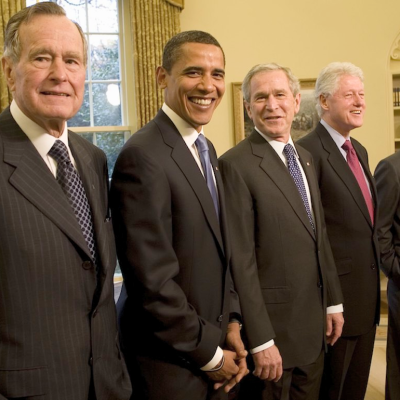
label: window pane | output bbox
[95,131,125,176]
[88,0,118,33]
[69,84,90,127]
[91,35,120,81]
[93,83,122,126]
[55,0,87,31]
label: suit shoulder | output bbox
[69,130,106,160]
[297,129,320,148]
[377,151,400,172]
[219,137,251,163]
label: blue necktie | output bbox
[48,140,97,263]
[195,134,219,218]
[283,144,315,231]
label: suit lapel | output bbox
[154,111,224,254]
[296,145,319,240]
[249,131,315,240]
[69,133,110,279]
[317,123,373,227]
[1,109,91,259]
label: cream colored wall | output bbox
[181,0,400,170]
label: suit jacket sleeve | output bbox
[111,144,222,367]
[219,158,275,348]
[375,159,400,280]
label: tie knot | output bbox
[342,140,353,153]
[283,143,295,159]
[48,140,71,164]
[195,134,209,153]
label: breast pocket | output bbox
[0,366,48,398]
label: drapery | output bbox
[129,0,181,128]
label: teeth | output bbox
[351,110,361,114]
[43,92,68,96]
[191,98,212,105]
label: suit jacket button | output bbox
[82,260,94,270]
[89,356,93,366]
[217,315,223,322]
[371,263,376,270]
[92,309,98,318]
[317,282,323,288]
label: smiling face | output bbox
[245,70,300,143]
[2,14,86,137]
[157,42,225,132]
[320,75,365,137]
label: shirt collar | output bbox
[255,126,299,159]
[10,100,70,159]
[162,103,204,147]
[320,118,350,149]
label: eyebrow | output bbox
[182,66,225,76]
[29,48,83,61]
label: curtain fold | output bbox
[129,0,181,128]
[0,0,25,113]
[164,0,184,9]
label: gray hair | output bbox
[242,63,300,103]
[315,62,364,117]
[4,2,87,65]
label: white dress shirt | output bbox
[10,100,76,176]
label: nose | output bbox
[49,58,67,82]
[198,74,214,92]
[265,95,278,110]
[354,93,364,105]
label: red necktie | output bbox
[342,140,374,224]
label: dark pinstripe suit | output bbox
[0,107,131,400]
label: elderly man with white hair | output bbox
[298,62,380,400]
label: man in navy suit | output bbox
[111,31,248,400]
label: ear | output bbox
[156,66,168,89]
[244,101,253,120]
[320,94,329,111]
[2,57,16,92]
[294,92,301,115]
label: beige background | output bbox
[181,0,400,170]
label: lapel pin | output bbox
[306,162,310,166]
[215,166,219,171]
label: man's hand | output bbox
[207,322,250,392]
[252,345,283,382]
[206,349,240,391]
[326,312,344,346]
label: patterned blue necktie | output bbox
[283,144,315,231]
[48,140,97,263]
[195,134,219,218]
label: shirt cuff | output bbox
[200,346,224,371]
[327,304,343,314]
[250,339,274,354]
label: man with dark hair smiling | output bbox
[111,30,247,400]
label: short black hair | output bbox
[162,30,225,72]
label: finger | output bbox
[259,365,271,380]
[326,319,332,337]
[274,364,283,382]
[224,377,238,393]
[213,380,226,391]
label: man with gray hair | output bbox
[219,63,343,400]
[0,3,131,399]
[298,62,380,400]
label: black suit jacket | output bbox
[219,130,343,369]
[0,107,131,400]
[375,152,400,281]
[298,122,380,336]
[110,110,237,371]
